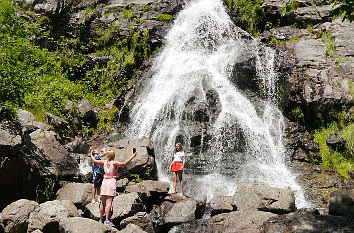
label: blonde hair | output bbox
[106,151,115,161]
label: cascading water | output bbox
[125,0,309,208]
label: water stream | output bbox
[125,0,308,208]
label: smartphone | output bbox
[133,148,136,153]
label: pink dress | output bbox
[100,161,117,197]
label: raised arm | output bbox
[115,152,137,167]
[90,150,105,165]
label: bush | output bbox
[224,0,264,36]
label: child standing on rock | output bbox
[91,150,137,227]
[169,143,186,197]
[91,148,106,204]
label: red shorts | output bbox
[172,161,183,172]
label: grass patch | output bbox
[156,14,172,24]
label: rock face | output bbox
[0,110,81,210]
[233,184,296,214]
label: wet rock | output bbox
[232,184,295,214]
[260,208,354,233]
[286,122,321,163]
[329,193,354,218]
[208,196,234,216]
[59,217,119,233]
[291,160,352,211]
[120,212,154,233]
[27,200,79,233]
[1,199,39,233]
[56,183,92,209]
[173,210,275,233]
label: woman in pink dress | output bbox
[91,150,137,227]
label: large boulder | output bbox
[120,212,154,233]
[120,224,147,233]
[56,183,92,209]
[151,195,206,231]
[125,180,170,210]
[1,199,39,233]
[84,202,101,221]
[58,217,119,233]
[208,195,234,216]
[232,184,296,214]
[101,138,156,179]
[329,193,354,218]
[260,209,354,233]
[111,192,146,222]
[27,200,80,233]
[173,210,276,233]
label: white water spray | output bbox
[126,0,308,208]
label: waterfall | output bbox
[125,0,309,208]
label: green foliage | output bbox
[130,165,153,182]
[224,0,264,36]
[120,9,134,19]
[329,0,354,22]
[97,106,119,133]
[268,36,299,44]
[290,107,305,124]
[130,174,143,183]
[156,14,173,24]
[36,177,56,203]
[0,0,54,107]
[314,123,353,178]
[281,1,300,17]
[0,102,17,120]
[321,31,335,58]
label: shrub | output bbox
[224,0,264,36]
[156,14,173,24]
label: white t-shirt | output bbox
[173,151,185,162]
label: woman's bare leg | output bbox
[100,195,106,221]
[105,196,113,221]
[177,171,183,196]
[172,171,177,194]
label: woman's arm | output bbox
[181,156,186,170]
[114,152,137,167]
[90,152,105,165]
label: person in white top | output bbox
[168,143,186,196]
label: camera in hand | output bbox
[133,148,136,153]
